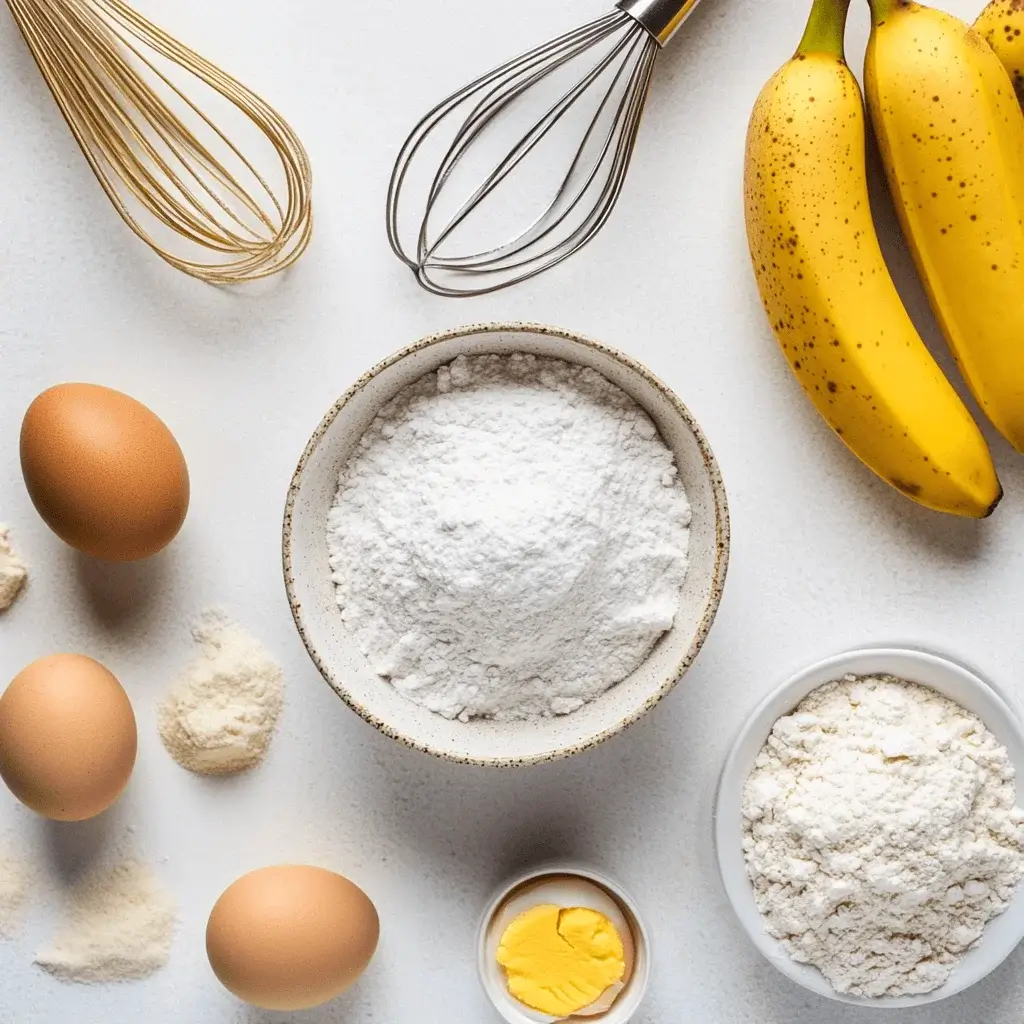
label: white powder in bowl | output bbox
[0,525,28,612]
[327,353,691,722]
[742,675,1024,998]
[159,612,283,776]
[36,858,176,983]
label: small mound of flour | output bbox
[158,613,283,775]
[328,353,691,722]
[0,526,28,612]
[0,847,32,937]
[36,858,176,983]
[742,675,1024,998]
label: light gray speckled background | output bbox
[2,0,1022,1021]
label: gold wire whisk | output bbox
[5,0,312,284]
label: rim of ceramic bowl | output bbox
[714,646,1024,1008]
[282,321,730,766]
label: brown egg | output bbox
[206,865,380,1010]
[0,654,137,821]
[20,383,189,562]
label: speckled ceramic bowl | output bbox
[283,323,729,766]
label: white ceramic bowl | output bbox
[283,323,729,766]
[476,862,652,1024]
[715,647,1024,1008]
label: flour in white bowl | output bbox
[742,675,1024,998]
[327,353,691,722]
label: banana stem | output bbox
[866,0,907,25]
[797,0,853,58]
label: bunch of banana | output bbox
[976,0,1024,101]
[744,0,1001,517]
[866,0,1024,455]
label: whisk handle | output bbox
[616,0,702,46]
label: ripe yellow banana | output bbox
[865,0,1024,453]
[745,0,1000,517]
[976,0,1024,101]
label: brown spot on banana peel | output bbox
[887,479,1001,517]
[889,477,923,498]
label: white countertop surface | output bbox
[3,0,1024,1021]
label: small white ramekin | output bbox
[477,862,652,1024]
[715,646,1024,1008]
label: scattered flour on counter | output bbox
[158,612,283,775]
[742,675,1024,998]
[327,353,691,722]
[0,525,28,611]
[0,847,32,937]
[35,858,176,983]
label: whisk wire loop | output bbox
[423,21,641,265]
[388,10,626,260]
[386,15,624,272]
[429,26,655,277]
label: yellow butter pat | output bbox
[496,904,626,1017]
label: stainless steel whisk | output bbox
[387,0,703,297]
